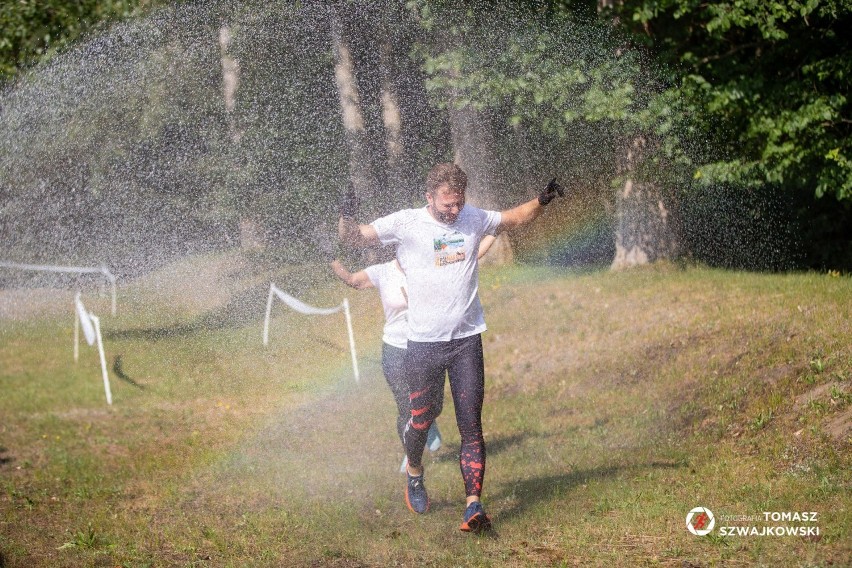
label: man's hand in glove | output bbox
[538,178,565,206]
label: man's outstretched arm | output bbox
[338,216,381,248]
[498,178,565,232]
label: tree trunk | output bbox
[379,37,406,198]
[330,9,375,203]
[446,75,514,264]
[610,134,678,270]
[331,6,391,263]
[220,24,262,250]
[219,25,241,143]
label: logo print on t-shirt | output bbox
[434,232,466,267]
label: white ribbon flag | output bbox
[75,293,97,346]
[270,286,343,316]
[1,261,118,315]
[263,283,359,382]
[73,293,113,405]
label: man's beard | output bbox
[431,207,458,224]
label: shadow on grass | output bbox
[429,433,529,465]
[104,283,271,340]
[492,459,686,523]
[487,433,528,455]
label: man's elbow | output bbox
[499,212,524,232]
[338,219,361,244]
[507,206,541,230]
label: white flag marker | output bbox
[1,261,118,315]
[263,283,359,382]
[74,292,113,404]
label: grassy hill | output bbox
[1,253,850,567]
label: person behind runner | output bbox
[329,224,498,472]
[338,163,565,533]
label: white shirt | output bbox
[371,205,502,342]
[363,260,409,349]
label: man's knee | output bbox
[411,405,440,431]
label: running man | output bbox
[339,163,565,532]
[329,235,497,472]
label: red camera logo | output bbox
[686,507,715,536]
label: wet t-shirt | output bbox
[363,260,409,349]
[371,205,501,342]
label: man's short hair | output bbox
[426,163,467,195]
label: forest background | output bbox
[1,0,850,274]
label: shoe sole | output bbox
[405,485,430,514]
[459,512,492,533]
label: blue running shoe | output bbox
[426,422,442,452]
[405,470,430,514]
[459,501,491,533]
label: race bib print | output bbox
[434,232,466,267]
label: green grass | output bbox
[1,253,850,566]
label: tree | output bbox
[610,0,852,202]
[0,0,163,86]
[417,3,682,268]
[599,0,852,269]
[611,133,679,269]
[330,4,376,204]
[0,4,233,267]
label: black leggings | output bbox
[382,343,443,448]
[403,334,486,497]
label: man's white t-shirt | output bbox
[363,260,409,349]
[371,205,502,342]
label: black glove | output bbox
[339,183,359,218]
[538,178,565,206]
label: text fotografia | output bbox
[688,509,820,537]
[720,512,819,523]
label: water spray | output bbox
[74,292,113,405]
[1,261,117,315]
[263,283,360,383]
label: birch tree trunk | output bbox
[379,37,406,198]
[219,25,240,143]
[330,8,375,203]
[220,24,262,250]
[610,134,678,270]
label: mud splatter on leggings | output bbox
[403,334,485,496]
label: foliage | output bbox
[609,0,852,201]
[406,1,851,268]
[422,24,643,130]
[0,6,238,267]
[413,0,852,203]
[411,1,697,199]
[1,0,849,269]
[0,2,355,268]
[0,0,164,86]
